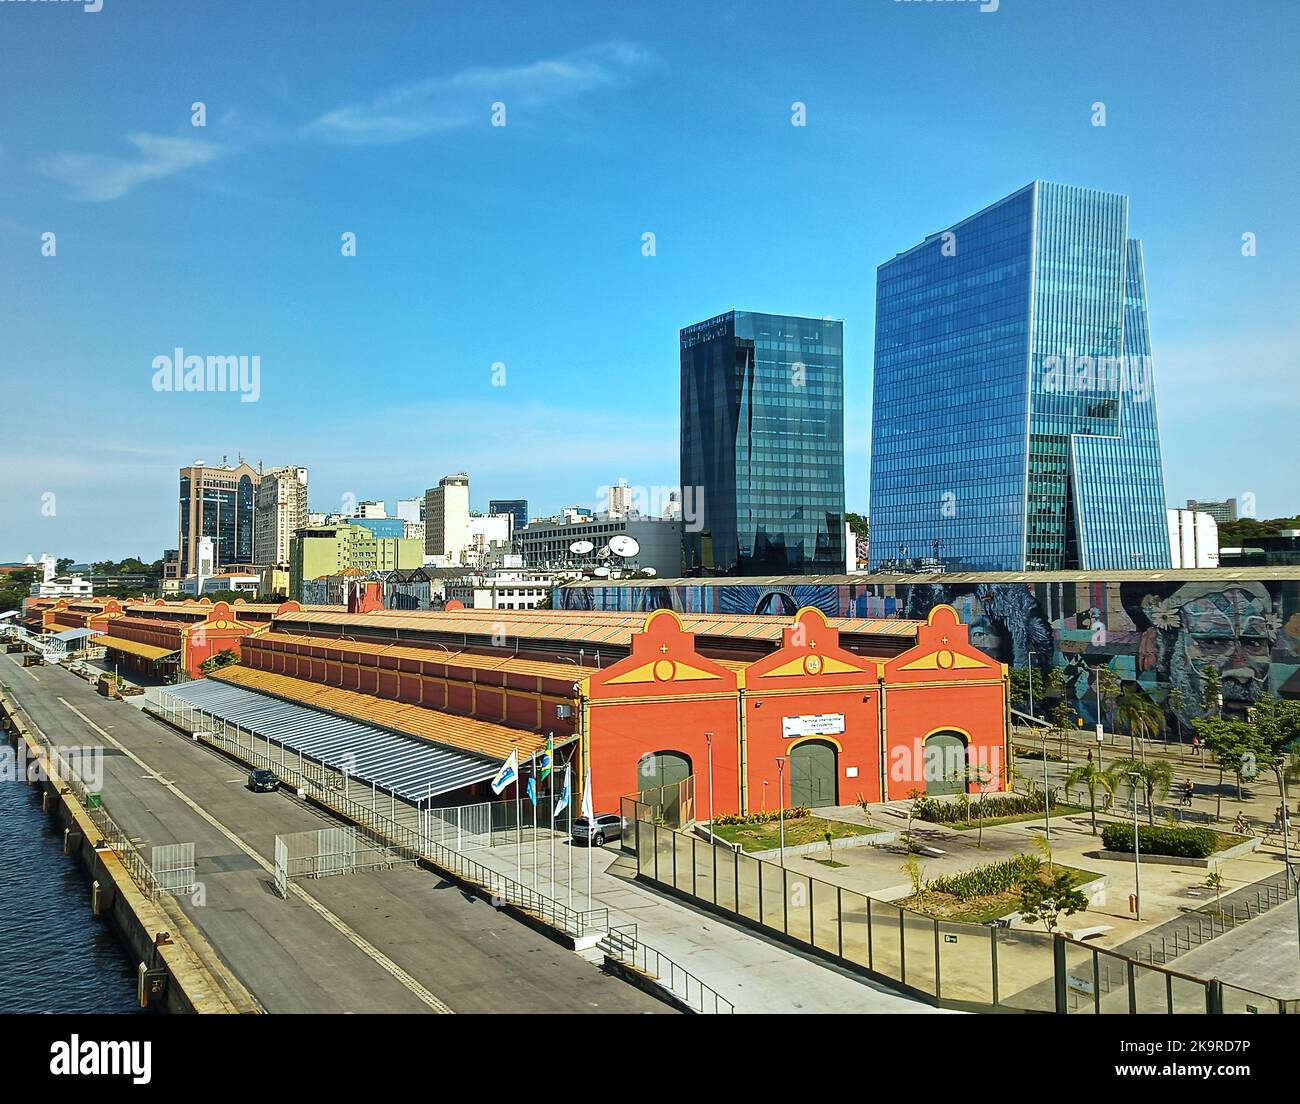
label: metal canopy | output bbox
[52,627,102,642]
[161,678,501,802]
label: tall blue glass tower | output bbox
[682,310,845,576]
[869,182,1170,572]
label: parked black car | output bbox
[247,768,279,793]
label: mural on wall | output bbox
[555,579,1300,723]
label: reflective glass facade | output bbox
[682,311,845,575]
[869,182,1170,571]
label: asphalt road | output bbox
[2,656,669,1015]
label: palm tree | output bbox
[1115,686,1165,759]
[1066,758,1116,835]
[1113,757,1174,825]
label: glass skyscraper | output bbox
[681,310,845,576]
[869,182,1170,572]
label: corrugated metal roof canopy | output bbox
[52,627,102,642]
[160,678,500,802]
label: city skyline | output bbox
[3,0,1298,563]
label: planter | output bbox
[1096,837,1258,868]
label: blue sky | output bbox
[1,0,1296,562]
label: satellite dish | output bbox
[609,535,640,558]
[642,567,657,577]
[569,540,595,556]
[596,544,612,559]
[592,566,611,577]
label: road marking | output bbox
[56,696,453,1014]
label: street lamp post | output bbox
[1027,650,1035,723]
[1096,728,1104,774]
[1042,726,1051,841]
[705,731,715,845]
[1279,763,1300,983]
[1130,771,1143,921]
[776,757,787,868]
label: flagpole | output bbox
[531,752,538,890]
[567,762,573,910]
[515,759,522,883]
[549,777,556,901]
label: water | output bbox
[0,770,141,1013]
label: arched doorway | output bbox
[640,750,693,824]
[791,740,838,809]
[924,731,968,796]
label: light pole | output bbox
[705,731,715,844]
[776,757,787,868]
[1096,728,1104,773]
[1042,725,1051,841]
[1279,762,1300,983]
[1027,650,1036,723]
[1129,771,1142,921]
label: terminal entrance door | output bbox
[924,732,967,796]
[791,740,838,809]
[640,750,692,825]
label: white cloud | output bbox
[305,41,648,145]
[41,133,221,202]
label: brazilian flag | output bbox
[539,735,554,781]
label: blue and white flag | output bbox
[554,765,572,816]
[526,776,538,807]
[491,750,519,796]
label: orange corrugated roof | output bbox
[211,665,546,760]
[248,631,587,682]
[275,607,919,646]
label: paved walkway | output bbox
[471,837,948,1014]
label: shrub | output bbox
[928,854,1042,900]
[714,806,811,827]
[1101,823,1218,858]
[913,790,1058,824]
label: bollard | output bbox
[42,791,50,814]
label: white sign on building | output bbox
[781,713,846,739]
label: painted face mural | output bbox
[1147,583,1277,722]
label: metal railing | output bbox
[619,796,1298,1015]
[154,693,609,940]
[600,924,734,1014]
[1,695,165,900]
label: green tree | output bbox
[1066,758,1116,835]
[56,557,75,574]
[1112,757,1174,825]
[1019,870,1089,933]
[1194,717,1262,819]
[1167,687,1186,743]
[1096,665,1120,733]
[1051,700,1073,760]
[1201,665,1223,717]
[1249,698,1300,800]
[1009,666,1045,715]
[199,649,240,676]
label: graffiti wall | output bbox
[555,578,1300,725]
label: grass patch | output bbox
[805,857,848,868]
[898,864,1099,925]
[712,815,880,853]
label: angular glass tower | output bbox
[681,310,845,575]
[869,182,1170,572]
